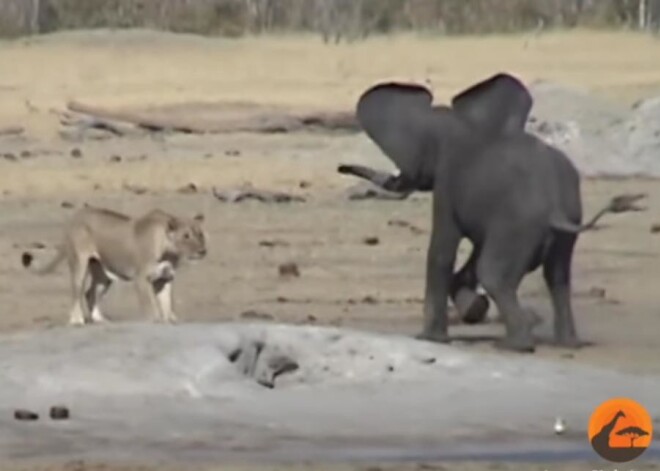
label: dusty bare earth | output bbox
[1,29,660,471]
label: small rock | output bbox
[14,409,39,421]
[240,310,274,321]
[588,287,606,299]
[225,149,241,157]
[259,239,290,248]
[3,153,17,161]
[554,416,566,435]
[361,295,378,304]
[363,236,380,246]
[306,314,317,323]
[388,218,425,234]
[123,183,148,195]
[60,201,74,209]
[177,183,198,194]
[386,365,395,372]
[420,357,436,364]
[278,262,300,278]
[560,353,575,359]
[651,223,660,234]
[299,180,311,189]
[49,405,70,420]
[109,155,122,163]
[20,150,33,159]
[276,296,289,303]
[70,148,82,158]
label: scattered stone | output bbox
[588,287,606,299]
[278,262,300,278]
[347,181,410,201]
[362,236,380,246]
[299,180,311,189]
[3,153,17,162]
[388,218,425,234]
[651,223,660,234]
[225,149,241,157]
[14,409,39,421]
[177,183,198,194]
[561,353,575,360]
[70,148,82,158]
[20,150,33,159]
[109,155,122,163]
[240,310,274,321]
[60,201,75,209]
[258,355,299,388]
[49,405,70,420]
[386,365,395,372]
[259,239,290,248]
[213,184,305,204]
[123,183,148,195]
[276,296,289,303]
[362,295,378,304]
[420,357,437,364]
[306,314,317,323]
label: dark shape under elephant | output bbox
[338,73,646,352]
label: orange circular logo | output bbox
[588,397,653,463]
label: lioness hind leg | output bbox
[153,278,177,323]
[87,259,113,323]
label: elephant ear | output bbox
[450,73,533,136]
[356,82,440,181]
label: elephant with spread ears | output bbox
[338,73,645,352]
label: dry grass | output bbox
[1,29,660,134]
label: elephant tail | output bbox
[550,192,647,234]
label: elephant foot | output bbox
[454,288,490,324]
[495,336,536,353]
[415,331,450,344]
[552,335,593,349]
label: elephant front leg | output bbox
[417,207,461,343]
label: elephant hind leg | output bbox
[477,229,544,353]
[543,232,586,348]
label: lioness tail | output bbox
[21,245,65,275]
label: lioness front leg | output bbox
[153,278,177,323]
[68,260,90,326]
[135,277,163,322]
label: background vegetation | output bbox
[0,0,659,39]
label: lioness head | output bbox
[167,213,207,260]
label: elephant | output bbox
[338,73,646,352]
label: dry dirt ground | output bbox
[1,29,660,471]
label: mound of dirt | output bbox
[528,81,660,178]
[1,323,660,464]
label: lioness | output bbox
[21,205,207,325]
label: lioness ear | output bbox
[193,213,205,223]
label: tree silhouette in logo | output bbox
[591,409,651,462]
[617,425,650,448]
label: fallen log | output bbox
[66,100,360,135]
[0,126,24,136]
